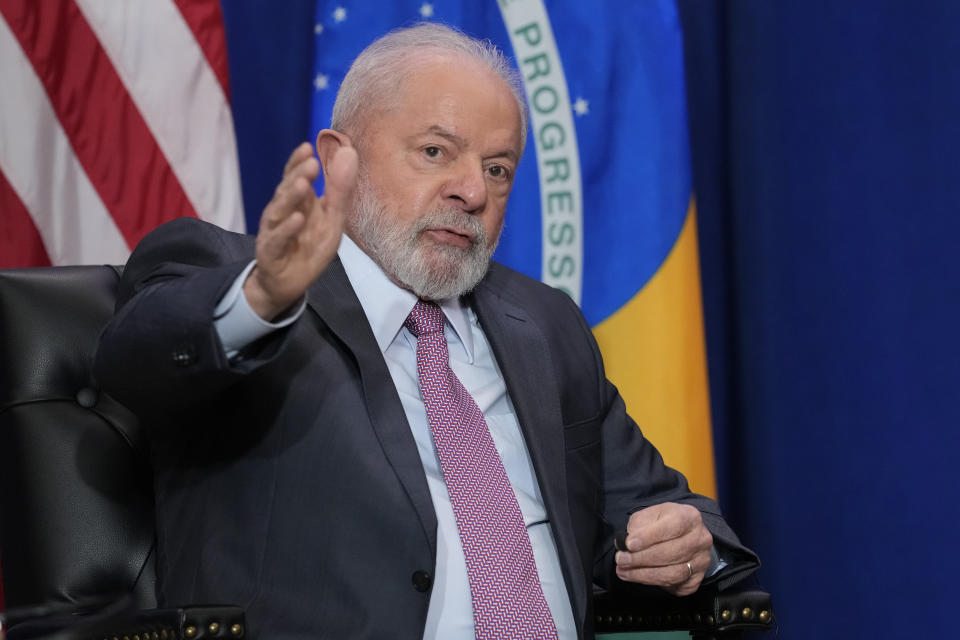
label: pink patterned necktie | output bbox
[404,300,558,640]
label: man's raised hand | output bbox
[243,142,358,320]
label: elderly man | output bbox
[95,23,757,640]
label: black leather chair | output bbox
[0,265,773,639]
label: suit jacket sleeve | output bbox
[484,270,760,593]
[564,292,759,591]
[93,218,292,418]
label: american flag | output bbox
[0,0,245,268]
[0,0,248,608]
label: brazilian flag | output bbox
[311,2,710,637]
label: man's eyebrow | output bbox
[423,125,519,162]
[422,125,467,150]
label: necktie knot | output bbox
[404,300,444,338]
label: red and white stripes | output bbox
[0,0,244,268]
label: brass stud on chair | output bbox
[759,609,772,623]
[184,626,197,639]
[720,609,733,623]
[209,622,221,634]
[230,623,244,637]
[706,614,715,625]
[741,606,754,620]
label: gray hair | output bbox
[331,22,528,150]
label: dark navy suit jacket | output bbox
[94,218,757,639]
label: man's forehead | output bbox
[399,57,520,125]
[405,49,515,92]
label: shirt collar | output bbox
[337,233,475,362]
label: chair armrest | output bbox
[594,584,774,638]
[122,606,246,639]
[2,598,245,640]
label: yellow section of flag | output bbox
[592,201,717,498]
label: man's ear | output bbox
[316,129,354,180]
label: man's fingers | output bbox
[258,211,306,261]
[263,170,317,231]
[624,503,701,551]
[618,543,674,569]
[277,158,320,206]
[263,145,320,232]
[282,142,315,177]
[618,525,712,568]
[260,143,351,259]
[295,146,357,265]
[615,557,701,585]
[615,557,706,596]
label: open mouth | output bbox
[423,227,475,249]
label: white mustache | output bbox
[411,208,487,246]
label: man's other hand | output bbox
[244,142,358,320]
[615,502,713,596]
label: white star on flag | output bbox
[314,73,329,91]
[314,23,324,35]
[420,3,434,18]
[332,6,347,23]
[573,96,590,116]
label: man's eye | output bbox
[487,165,510,179]
[423,146,442,159]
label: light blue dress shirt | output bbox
[213,235,577,639]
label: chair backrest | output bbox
[0,266,157,610]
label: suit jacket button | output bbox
[411,570,432,592]
[172,346,197,367]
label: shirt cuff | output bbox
[213,260,306,358]
[707,544,728,577]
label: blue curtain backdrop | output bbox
[677,1,960,637]
[220,2,960,637]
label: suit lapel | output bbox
[303,260,586,624]
[471,278,588,629]
[305,259,438,552]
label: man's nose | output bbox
[444,163,487,213]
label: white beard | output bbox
[348,172,500,300]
